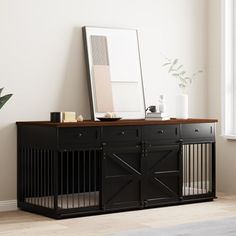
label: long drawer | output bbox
[102,126,141,143]
[181,123,215,140]
[143,125,179,142]
[58,127,100,146]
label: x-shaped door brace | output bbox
[148,148,178,173]
[104,153,141,205]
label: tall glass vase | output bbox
[176,94,188,119]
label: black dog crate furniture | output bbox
[17,118,217,219]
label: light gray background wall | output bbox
[0,0,208,201]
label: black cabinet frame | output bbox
[17,120,216,219]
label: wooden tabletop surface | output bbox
[16,118,218,127]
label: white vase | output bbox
[176,94,188,119]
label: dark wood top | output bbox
[16,118,218,127]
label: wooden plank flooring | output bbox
[0,193,236,236]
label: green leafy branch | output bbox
[162,57,203,90]
[0,88,13,110]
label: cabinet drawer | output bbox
[143,125,179,141]
[103,126,141,142]
[182,123,214,139]
[59,127,99,145]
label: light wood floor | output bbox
[1,193,236,236]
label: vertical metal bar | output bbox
[23,148,26,202]
[179,141,183,199]
[209,144,212,192]
[53,150,58,211]
[40,150,43,206]
[188,144,191,196]
[183,145,185,196]
[60,152,63,209]
[193,144,195,195]
[37,149,40,205]
[30,148,33,204]
[43,150,45,207]
[94,150,97,205]
[34,149,37,205]
[184,145,186,196]
[20,148,24,202]
[201,143,203,194]
[207,144,210,193]
[47,150,49,208]
[72,151,75,209]
[212,142,216,197]
[78,151,80,208]
[205,143,207,193]
[49,151,51,208]
[88,150,91,206]
[83,151,86,207]
[20,148,23,202]
[197,144,199,195]
[25,148,27,203]
[67,151,69,209]
[33,149,37,205]
[186,145,188,196]
[51,150,54,209]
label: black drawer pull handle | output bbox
[157,130,164,134]
[78,133,83,137]
[120,131,125,135]
[194,129,199,132]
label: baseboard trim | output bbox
[0,200,17,212]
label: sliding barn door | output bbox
[143,144,182,206]
[102,145,142,210]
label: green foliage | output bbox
[162,57,203,90]
[0,88,13,110]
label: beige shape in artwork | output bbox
[93,65,114,112]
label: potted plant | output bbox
[163,57,202,119]
[0,88,13,110]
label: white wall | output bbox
[0,0,208,201]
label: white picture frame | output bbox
[83,26,146,120]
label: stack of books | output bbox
[146,112,170,120]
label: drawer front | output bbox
[103,126,141,142]
[182,123,215,139]
[143,125,179,141]
[59,127,99,145]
